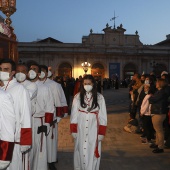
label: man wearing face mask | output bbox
[47,69,53,80]
[16,64,38,102]
[16,64,38,170]
[39,65,68,170]
[0,58,32,170]
[28,62,54,170]
[0,89,15,170]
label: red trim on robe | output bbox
[45,112,53,124]
[70,124,78,133]
[0,140,14,161]
[56,107,63,117]
[62,106,68,114]
[94,147,100,158]
[20,128,32,145]
[98,125,107,135]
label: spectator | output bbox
[149,78,169,153]
[140,84,155,144]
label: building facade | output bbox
[18,23,170,80]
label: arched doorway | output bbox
[124,63,137,79]
[58,63,72,78]
[91,63,105,78]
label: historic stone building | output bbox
[18,23,170,80]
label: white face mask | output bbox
[145,80,150,84]
[28,70,37,80]
[39,71,46,79]
[47,70,52,78]
[0,71,10,81]
[15,72,26,82]
[84,85,93,92]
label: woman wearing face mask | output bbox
[140,84,155,144]
[70,74,107,170]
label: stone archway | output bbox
[123,63,137,79]
[58,62,72,78]
[91,63,105,78]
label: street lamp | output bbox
[81,62,91,74]
[0,0,16,39]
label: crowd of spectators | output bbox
[124,71,170,153]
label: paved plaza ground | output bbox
[56,88,170,170]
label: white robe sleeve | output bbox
[98,94,107,136]
[58,84,68,117]
[19,87,32,146]
[0,90,15,162]
[44,86,54,125]
[70,94,80,134]
[50,82,63,118]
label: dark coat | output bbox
[149,87,169,114]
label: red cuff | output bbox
[56,107,63,117]
[45,112,54,123]
[98,125,107,135]
[0,140,14,161]
[62,106,68,114]
[70,124,78,133]
[20,128,32,145]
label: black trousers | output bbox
[143,115,155,141]
[129,102,137,119]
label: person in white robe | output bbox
[28,62,54,170]
[39,65,68,170]
[0,58,32,170]
[16,64,38,170]
[0,89,15,170]
[47,69,53,80]
[70,74,107,170]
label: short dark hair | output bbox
[0,58,16,71]
[16,63,28,72]
[29,61,41,73]
[40,65,48,73]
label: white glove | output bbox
[98,135,104,141]
[64,113,68,118]
[20,145,31,153]
[71,133,77,139]
[0,160,10,169]
[57,117,62,123]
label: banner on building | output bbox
[109,63,120,79]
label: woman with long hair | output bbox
[70,74,107,170]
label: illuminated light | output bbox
[81,62,91,74]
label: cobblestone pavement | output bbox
[55,88,170,170]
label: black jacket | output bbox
[149,87,169,114]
